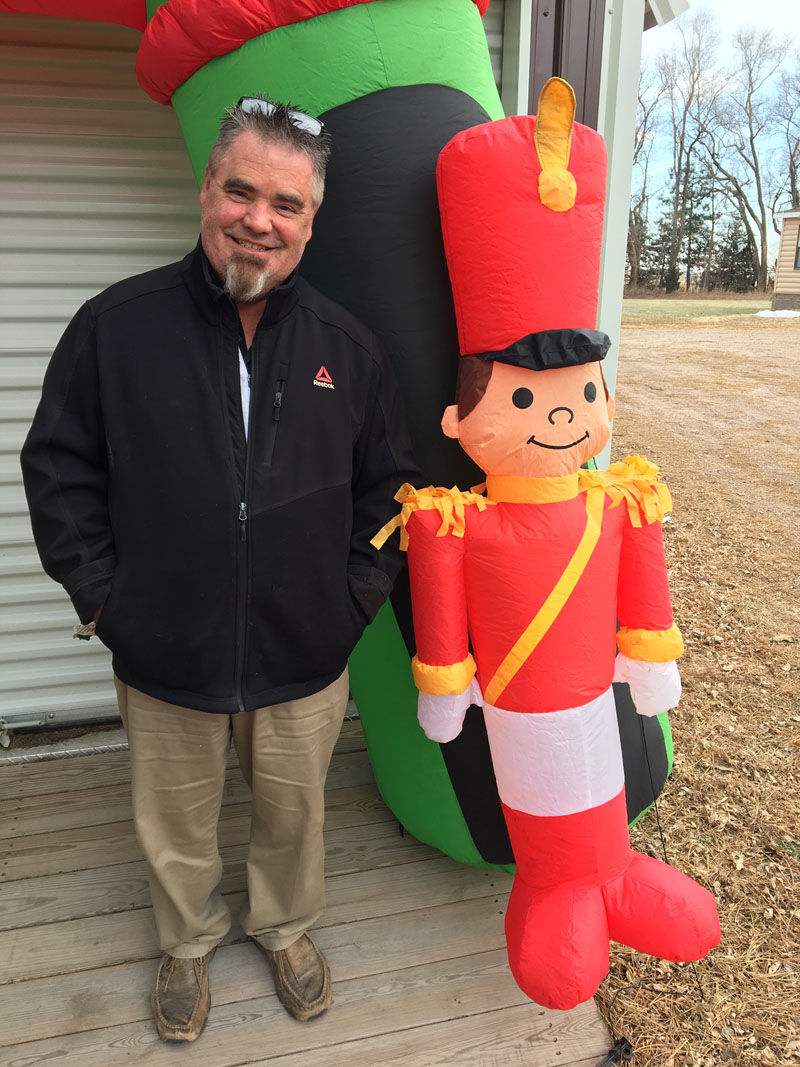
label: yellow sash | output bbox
[483,485,606,705]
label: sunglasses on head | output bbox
[236,97,324,137]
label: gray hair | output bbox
[207,97,331,208]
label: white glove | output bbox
[417,677,483,743]
[613,654,682,717]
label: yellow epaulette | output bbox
[371,483,495,551]
[578,454,672,527]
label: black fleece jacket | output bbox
[21,242,419,713]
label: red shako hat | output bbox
[436,78,609,371]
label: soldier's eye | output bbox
[584,382,597,402]
[512,388,534,409]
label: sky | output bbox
[640,0,798,62]
[637,0,797,256]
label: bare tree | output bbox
[656,9,722,290]
[698,166,721,290]
[698,27,792,291]
[776,57,800,211]
[627,64,664,289]
[632,10,797,292]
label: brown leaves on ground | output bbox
[594,315,800,1066]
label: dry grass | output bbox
[595,313,800,1065]
[621,293,771,325]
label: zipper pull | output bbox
[273,382,284,422]
[238,501,247,540]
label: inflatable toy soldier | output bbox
[376,79,720,1009]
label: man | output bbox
[21,99,418,1041]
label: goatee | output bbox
[225,255,271,303]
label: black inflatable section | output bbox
[614,681,670,822]
[440,705,514,864]
[302,84,489,488]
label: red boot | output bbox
[603,851,720,960]
[504,873,611,1010]
[501,790,719,1010]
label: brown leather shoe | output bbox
[261,934,331,1021]
[152,948,215,1042]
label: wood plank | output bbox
[323,747,375,791]
[0,906,510,1046]
[0,749,133,800]
[0,857,511,984]
[325,854,511,929]
[0,776,247,840]
[2,783,395,881]
[0,748,375,842]
[0,863,513,1044]
[246,1004,608,1067]
[0,718,368,801]
[0,818,439,931]
[0,713,613,1064]
[1,805,248,881]
[329,716,370,754]
[0,896,511,1050]
[0,928,606,1065]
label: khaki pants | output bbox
[115,670,349,959]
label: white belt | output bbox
[482,686,624,817]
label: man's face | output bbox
[442,361,615,478]
[199,131,317,304]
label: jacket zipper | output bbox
[234,353,255,714]
[234,350,288,710]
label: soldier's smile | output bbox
[527,431,590,450]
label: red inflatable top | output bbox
[0,0,145,29]
[138,0,491,105]
[0,0,492,105]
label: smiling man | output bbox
[21,99,418,1042]
[199,118,322,321]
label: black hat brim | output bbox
[474,327,611,371]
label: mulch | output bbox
[594,317,799,1066]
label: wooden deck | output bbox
[0,718,610,1065]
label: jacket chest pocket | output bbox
[249,374,355,514]
[261,376,286,469]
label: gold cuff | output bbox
[617,623,684,662]
[412,654,477,696]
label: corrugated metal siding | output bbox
[1,8,506,731]
[0,15,200,730]
[774,217,800,296]
[485,0,506,89]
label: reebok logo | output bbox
[313,365,334,390]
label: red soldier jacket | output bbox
[378,456,684,715]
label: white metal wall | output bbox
[484,0,506,89]
[0,9,507,731]
[0,15,200,730]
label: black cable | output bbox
[597,713,709,1065]
[637,713,706,1007]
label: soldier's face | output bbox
[442,362,615,478]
